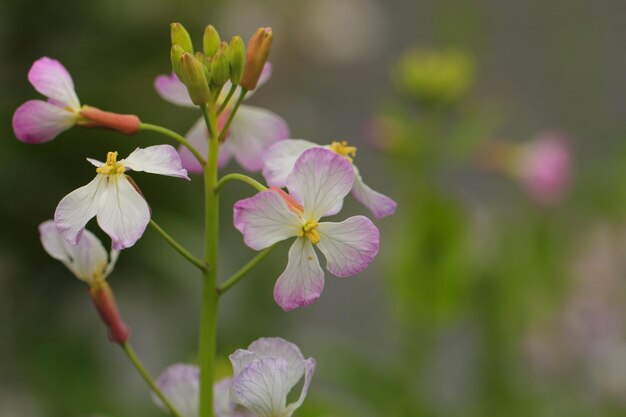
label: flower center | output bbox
[96,151,125,176]
[328,140,357,162]
[299,220,320,244]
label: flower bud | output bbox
[170,22,194,54]
[228,35,246,85]
[179,52,211,105]
[203,24,221,58]
[78,106,141,135]
[210,47,230,86]
[240,27,273,90]
[88,282,130,344]
[170,44,185,78]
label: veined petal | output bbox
[352,166,397,218]
[232,357,290,417]
[248,337,306,389]
[179,117,208,174]
[154,364,199,417]
[28,57,80,109]
[262,139,319,187]
[123,145,190,180]
[316,216,380,277]
[96,175,151,250]
[227,105,290,172]
[154,72,195,107]
[274,238,325,311]
[233,190,301,251]
[286,148,354,221]
[284,358,316,416]
[55,175,106,245]
[13,100,78,143]
[214,377,255,417]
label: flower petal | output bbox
[154,72,195,107]
[154,364,199,417]
[214,377,254,417]
[123,145,190,180]
[55,175,106,245]
[284,358,316,416]
[262,139,319,187]
[316,216,380,277]
[28,57,80,108]
[226,105,290,172]
[351,166,397,218]
[95,175,151,250]
[286,148,354,221]
[13,100,77,143]
[233,190,301,250]
[232,357,290,417]
[178,118,209,174]
[247,337,306,389]
[274,238,325,311]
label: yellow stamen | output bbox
[328,140,357,162]
[96,151,125,175]
[299,220,321,244]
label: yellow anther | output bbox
[299,221,321,244]
[96,151,125,176]
[328,140,357,162]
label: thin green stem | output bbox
[149,220,206,272]
[217,89,247,143]
[217,84,237,114]
[121,343,184,417]
[140,123,206,167]
[215,173,268,194]
[217,245,277,295]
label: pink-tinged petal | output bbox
[286,148,354,221]
[123,145,190,180]
[28,57,80,108]
[178,118,209,174]
[284,358,315,416]
[232,357,290,417]
[352,167,397,218]
[226,105,290,172]
[316,216,380,277]
[214,377,255,417]
[262,139,319,187]
[217,63,272,107]
[248,337,306,389]
[154,72,195,107]
[55,176,106,245]
[13,100,77,143]
[233,190,301,250]
[257,62,272,88]
[274,238,325,311]
[96,175,150,250]
[153,364,199,417]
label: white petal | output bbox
[284,358,316,416]
[153,364,199,417]
[227,105,290,172]
[95,175,151,250]
[154,72,195,107]
[123,145,190,180]
[316,216,380,277]
[104,249,119,277]
[55,175,106,245]
[28,57,80,108]
[262,139,319,187]
[179,117,209,174]
[352,166,397,218]
[86,157,104,168]
[286,148,354,221]
[247,337,306,389]
[232,357,290,417]
[273,238,325,311]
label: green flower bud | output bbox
[210,49,231,87]
[228,35,246,85]
[170,23,194,54]
[179,52,210,105]
[170,44,185,78]
[203,24,221,58]
[240,27,273,90]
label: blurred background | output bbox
[1,0,626,416]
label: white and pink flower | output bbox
[54,145,189,251]
[234,147,380,311]
[154,63,289,173]
[262,139,397,218]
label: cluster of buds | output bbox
[170,23,272,105]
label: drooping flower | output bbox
[153,364,253,417]
[229,337,316,417]
[234,147,380,310]
[154,63,289,173]
[54,145,189,250]
[262,139,397,218]
[13,57,140,144]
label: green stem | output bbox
[140,123,207,167]
[217,245,276,295]
[217,89,247,143]
[199,102,220,417]
[215,173,268,194]
[149,219,206,272]
[217,84,237,114]
[121,343,184,417]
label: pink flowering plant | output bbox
[15,22,394,417]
